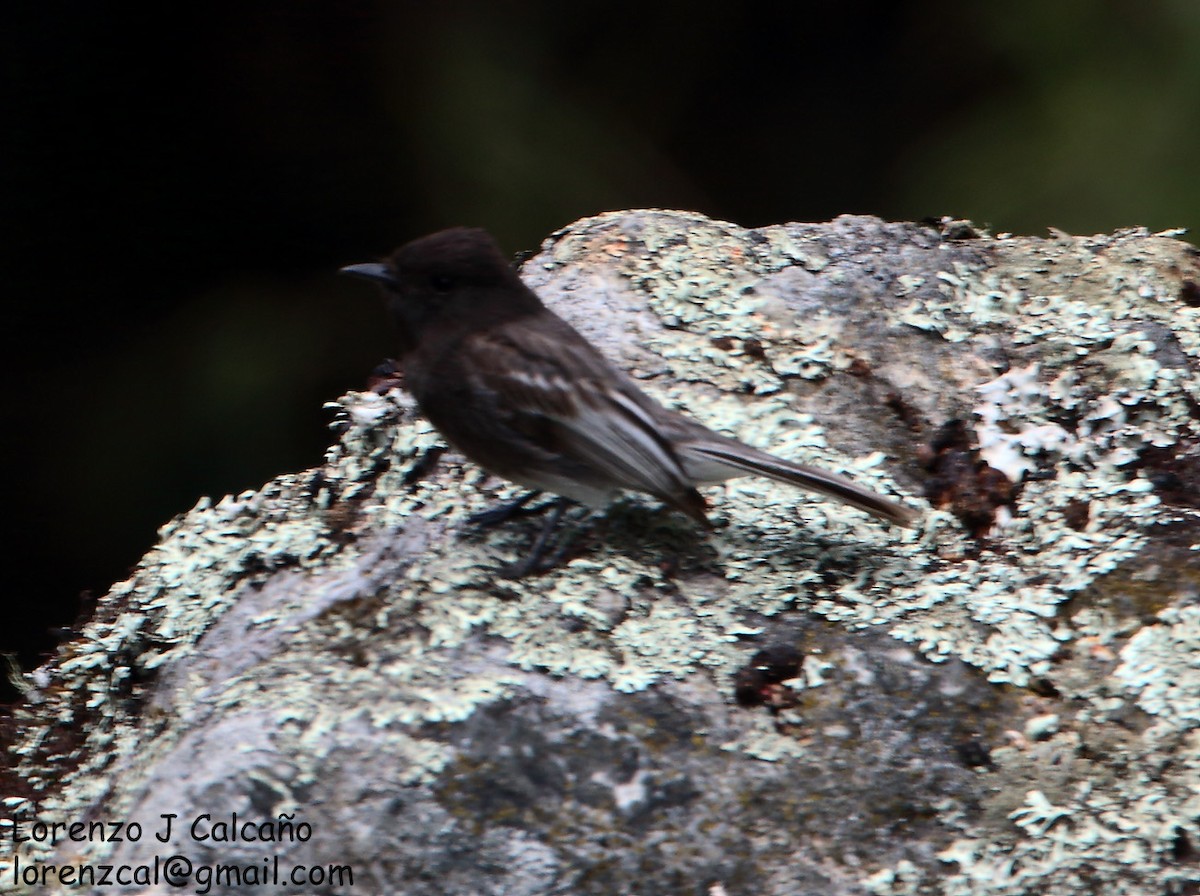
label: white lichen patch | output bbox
[719,713,810,763]
[867,757,1199,896]
[1114,605,1200,732]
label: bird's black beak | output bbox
[339,262,395,285]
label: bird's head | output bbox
[341,227,542,353]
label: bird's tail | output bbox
[678,439,920,528]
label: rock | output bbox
[5,211,1200,895]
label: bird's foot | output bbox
[495,497,581,579]
[467,490,550,528]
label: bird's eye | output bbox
[430,273,454,292]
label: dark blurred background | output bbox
[4,2,1199,698]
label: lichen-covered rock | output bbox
[4,211,1200,895]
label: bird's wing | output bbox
[465,319,707,521]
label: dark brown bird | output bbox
[342,227,918,537]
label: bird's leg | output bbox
[467,489,548,528]
[498,496,576,579]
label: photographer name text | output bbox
[9,812,312,845]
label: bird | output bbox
[341,227,918,569]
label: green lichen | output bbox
[1115,605,1200,731]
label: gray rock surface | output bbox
[5,211,1200,895]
